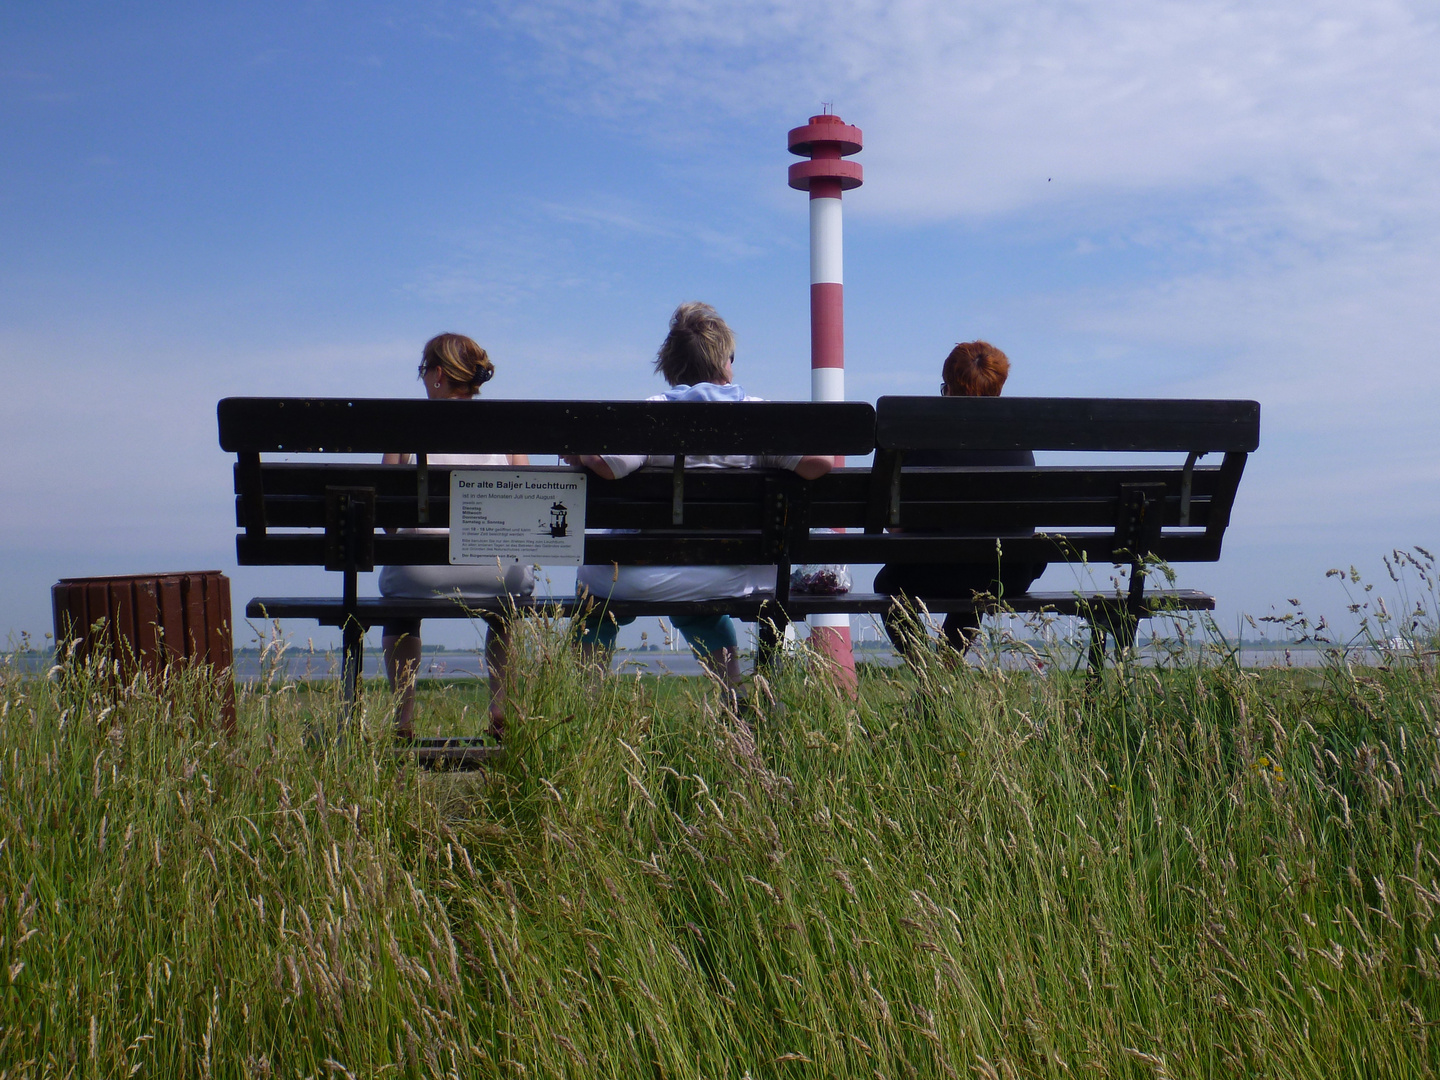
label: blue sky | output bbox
[3,1,1437,650]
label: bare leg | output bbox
[382,633,422,737]
[576,611,618,676]
[697,645,743,687]
[720,645,743,685]
[693,644,744,714]
[484,619,510,739]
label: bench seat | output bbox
[245,588,1215,626]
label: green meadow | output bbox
[3,560,1439,1078]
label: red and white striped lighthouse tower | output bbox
[789,111,862,696]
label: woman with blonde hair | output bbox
[567,302,832,685]
[380,333,530,740]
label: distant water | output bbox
[1,648,717,681]
[3,644,1414,681]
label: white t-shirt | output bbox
[576,384,804,603]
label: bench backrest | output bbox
[220,395,1258,575]
[873,396,1260,452]
[217,397,876,456]
[811,395,1261,568]
[220,397,875,570]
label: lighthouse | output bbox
[789,111,862,696]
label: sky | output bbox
[2,0,1437,652]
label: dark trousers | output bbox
[875,561,1045,656]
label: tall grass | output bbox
[3,587,1440,1077]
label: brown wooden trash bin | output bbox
[51,570,237,731]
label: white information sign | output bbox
[448,470,587,566]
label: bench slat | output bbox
[238,462,1232,531]
[237,529,1220,568]
[245,588,1215,625]
[876,396,1260,452]
[242,461,1231,499]
[796,532,1221,565]
[243,493,1221,533]
[245,496,775,531]
[238,533,777,567]
[219,398,876,456]
[889,499,1217,531]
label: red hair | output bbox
[942,341,1010,397]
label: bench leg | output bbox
[756,602,789,675]
[339,616,364,735]
[1114,614,1139,659]
[1086,623,1107,681]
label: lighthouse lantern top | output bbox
[787,113,863,157]
[787,111,863,191]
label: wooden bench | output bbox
[219,394,1257,737]
[788,395,1259,669]
[218,397,875,759]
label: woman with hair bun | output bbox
[876,341,1046,657]
[380,333,530,740]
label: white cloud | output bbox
[481,0,1440,436]
[488,0,1440,216]
[481,0,1440,455]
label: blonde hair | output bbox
[942,341,1010,397]
[654,302,735,386]
[419,333,494,394]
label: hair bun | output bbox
[421,333,494,393]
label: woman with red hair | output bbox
[875,341,1046,656]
